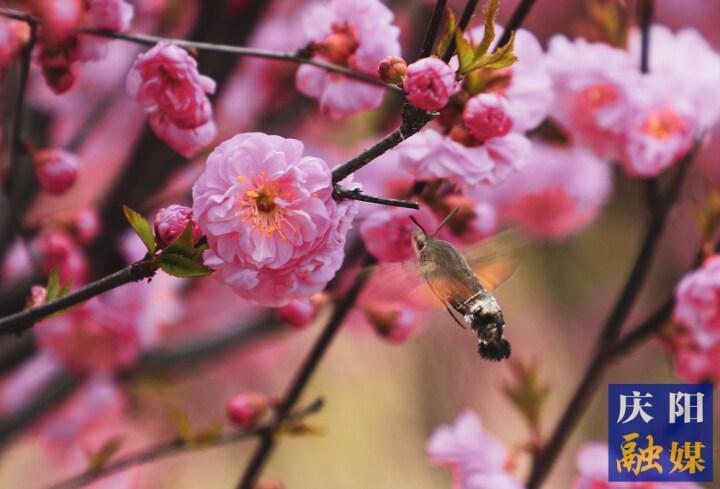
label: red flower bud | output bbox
[33,149,79,195]
[227,392,271,429]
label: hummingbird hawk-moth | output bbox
[409,208,517,361]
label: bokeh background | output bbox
[0,0,719,488]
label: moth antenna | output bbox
[433,207,460,237]
[409,216,427,235]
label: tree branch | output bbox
[333,186,419,210]
[0,8,400,92]
[0,259,157,336]
[46,398,324,489]
[419,0,448,58]
[235,258,372,489]
[495,0,537,48]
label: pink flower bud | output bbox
[73,208,102,244]
[33,0,83,43]
[463,93,513,142]
[153,205,201,246]
[27,286,47,308]
[378,55,407,85]
[34,231,89,285]
[33,149,79,195]
[403,57,457,112]
[363,304,415,344]
[278,294,328,330]
[227,393,272,429]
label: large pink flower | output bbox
[427,410,523,489]
[127,42,217,156]
[674,255,720,349]
[295,0,401,119]
[470,142,612,240]
[398,127,530,186]
[192,132,357,306]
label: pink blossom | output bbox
[33,0,83,44]
[85,0,134,31]
[192,133,358,307]
[398,127,531,186]
[295,0,401,119]
[0,18,30,70]
[471,142,612,240]
[32,376,125,464]
[467,26,552,132]
[360,206,438,263]
[154,204,201,246]
[226,392,271,429]
[33,231,89,285]
[33,148,79,195]
[404,56,457,112]
[361,303,418,344]
[73,207,102,244]
[464,93,513,142]
[545,35,636,159]
[671,343,720,383]
[427,410,522,489]
[674,255,720,349]
[628,25,720,129]
[127,42,217,156]
[572,442,703,489]
[37,287,143,372]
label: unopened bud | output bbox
[378,56,407,85]
[34,149,79,195]
[364,305,414,344]
[227,392,272,429]
[278,293,328,330]
[463,93,513,142]
[153,205,201,247]
[27,286,47,308]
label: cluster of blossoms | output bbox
[546,25,720,176]
[295,0,401,119]
[192,132,358,307]
[126,42,218,157]
[427,410,523,489]
[669,255,720,382]
[30,0,134,93]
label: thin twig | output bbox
[607,297,673,361]
[0,259,157,336]
[495,0,537,48]
[47,398,324,489]
[638,0,654,74]
[235,260,372,489]
[333,186,419,210]
[420,0,448,58]
[0,7,400,92]
[441,0,480,62]
[526,143,699,489]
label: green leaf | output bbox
[86,437,123,472]
[169,408,194,445]
[474,0,498,58]
[163,222,195,256]
[159,252,213,278]
[46,268,61,302]
[59,278,72,298]
[464,30,517,73]
[194,421,223,446]
[435,9,456,57]
[123,205,156,254]
[454,28,474,73]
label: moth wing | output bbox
[363,261,443,310]
[461,229,526,292]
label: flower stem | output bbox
[333,186,419,209]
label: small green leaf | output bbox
[46,268,61,302]
[435,9,456,57]
[276,421,325,438]
[159,252,213,278]
[169,408,194,445]
[194,421,223,446]
[163,222,195,256]
[123,205,156,254]
[86,437,123,472]
[474,0,498,58]
[464,31,517,73]
[454,28,474,73]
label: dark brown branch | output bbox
[236,259,372,489]
[608,297,674,361]
[526,137,699,489]
[0,8,399,92]
[333,186,419,210]
[0,259,157,336]
[47,398,324,489]
[419,0,448,58]
[441,0,480,62]
[638,0,654,74]
[495,0,537,48]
